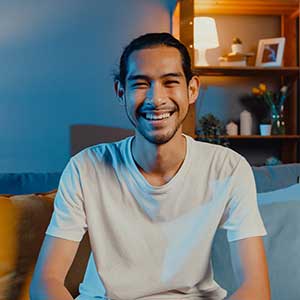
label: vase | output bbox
[231,43,243,54]
[271,105,285,135]
[240,110,252,135]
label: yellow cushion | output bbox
[0,191,56,300]
[0,197,19,300]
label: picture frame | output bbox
[255,37,285,67]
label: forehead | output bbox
[126,46,183,78]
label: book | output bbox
[218,52,254,66]
[219,60,247,66]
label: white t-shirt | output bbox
[46,135,266,300]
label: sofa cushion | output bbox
[252,163,300,193]
[0,173,61,195]
[0,198,19,300]
[0,191,55,300]
[212,184,300,300]
[0,190,91,300]
[257,184,300,300]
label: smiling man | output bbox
[30,33,270,300]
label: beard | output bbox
[136,121,181,145]
[125,103,189,145]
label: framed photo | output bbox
[255,37,285,67]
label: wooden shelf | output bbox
[193,66,300,79]
[194,0,299,16]
[196,135,300,140]
[176,0,300,163]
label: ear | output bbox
[114,81,125,105]
[187,75,200,105]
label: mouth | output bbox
[141,112,174,121]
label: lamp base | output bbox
[194,49,208,66]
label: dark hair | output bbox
[114,32,194,88]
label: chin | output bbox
[138,128,179,145]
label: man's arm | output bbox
[30,235,80,300]
[227,236,271,300]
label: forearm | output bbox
[225,284,270,300]
[30,277,74,300]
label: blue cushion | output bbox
[0,173,61,195]
[252,163,300,193]
[258,188,300,300]
[212,184,300,300]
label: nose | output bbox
[145,82,167,107]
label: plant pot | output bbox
[231,43,243,54]
[260,124,272,136]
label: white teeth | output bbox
[145,112,171,120]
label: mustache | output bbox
[138,102,178,113]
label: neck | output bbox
[131,130,187,185]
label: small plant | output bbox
[265,156,282,166]
[232,37,242,44]
[197,114,229,146]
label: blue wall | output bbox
[0,0,176,173]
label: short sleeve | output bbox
[219,157,267,242]
[46,157,87,242]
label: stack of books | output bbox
[218,52,254,67]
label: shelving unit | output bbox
[193,66,300,79]
[173,0,300,164]
[197,135,300,140]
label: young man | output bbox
[30,33,270,300]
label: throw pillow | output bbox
[0,190,91,300]
[212,184,300,300]
[0,191,55,300]
[257,184,300,300]
[0,198,19,300]
[257,182,300,205]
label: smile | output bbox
[143,112,172,121]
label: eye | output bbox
[131,81,149,89]
[164,80,180,87]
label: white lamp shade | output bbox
[194,17,219,50]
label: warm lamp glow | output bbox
[194,17,219,66]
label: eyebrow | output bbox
[127,72,183,81]
[161,72,184,79]
[127,74,150,82]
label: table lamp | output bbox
[194,17,219,66]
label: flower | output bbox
[252,87,261,95]
[259,83,267,92]
[280,86,288,94]
[251,83,288,110]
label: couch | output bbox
[1,164,300,300]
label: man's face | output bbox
[122,46,198,145]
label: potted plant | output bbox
[240,83,289,135]
[197,113,229,146]
[252,83,288,135]
[231,37,243,54]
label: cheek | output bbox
[169,88,189,107]
[126,91,145,114]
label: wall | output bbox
[0,0,176,173]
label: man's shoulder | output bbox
[188,137,245,175]
[191,138,242,161]
[70,136,132,169]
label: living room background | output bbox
[0,0,292,172]
[0,0,176,173]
